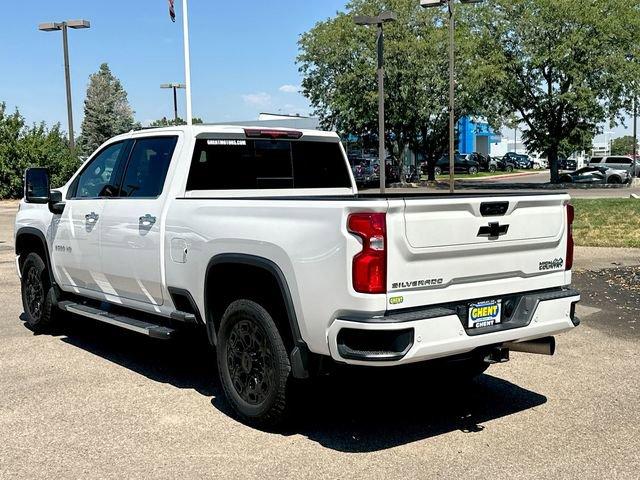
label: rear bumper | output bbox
[327,288,580,366]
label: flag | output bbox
[168,0,176,22]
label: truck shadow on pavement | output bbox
[33,314,547,453]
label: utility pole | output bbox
[38,19,90,151]
[161,83,186,123]
[355,12,397,194]
[633,96,637,179]
[182,0,193,125]
[421,0,484,193]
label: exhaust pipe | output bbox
[504,337,556,356]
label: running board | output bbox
[58,301,175,340]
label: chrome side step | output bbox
[58,301,175,340]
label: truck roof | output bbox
[111,125,339,142]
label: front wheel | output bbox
[489,164,496,173]
[20,252,58,331]
[505,165,514,173]
[608,176,622,184]
[468,166,479,175]
[217,299,291,428]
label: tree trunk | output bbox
[548,144,560,183]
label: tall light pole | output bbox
[633,97,637,178]
[161,83,186,123]
[421,0,483,193]
[355,11,397,194]
[38,20,90,152]
[181,0,193,125]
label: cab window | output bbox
[119,136,178,198]
[68,142,125,199]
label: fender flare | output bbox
[205,253,310,378]
[15,227,56,285]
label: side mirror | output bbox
[24,168,50,204]
[24,168,66,214]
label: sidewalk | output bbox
[574,246,640,272]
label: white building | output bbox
[591,141,611,157]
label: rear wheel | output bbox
[505,164,514,173]
[20,252,57,331]
[468,166,479,175]
[489,164,496,173]
[217,299,291,428]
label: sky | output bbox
[0,0,632,143]
[1,0,347,131]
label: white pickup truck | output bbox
[15,125,580,426]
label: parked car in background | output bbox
[503,152,533,169]
[531,157,548,169]
[559,166,629,185]
[495,156,516,173]
[589,156,640,177]
[467,152,497,173]
[434,153,480,175]
[558,157,578,171]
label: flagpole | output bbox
[182,0,193,125]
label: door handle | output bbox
[85,212,99,224]
[139,214,156,227]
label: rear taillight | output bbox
[348,213,386,294]
[566,204,574,270]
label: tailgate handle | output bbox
[480,202,509,216]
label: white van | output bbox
[589,156,640,176]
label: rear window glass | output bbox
[590,157,602,163]
[186,139,352,190]
[606,157,632,164]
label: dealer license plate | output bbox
[468,299,502,329]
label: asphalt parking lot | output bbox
[1,200,638,479]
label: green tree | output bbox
[298,0,492,180]
[0,102,79,198]
[149,116,203,127]
[611,135,638,156]
[472,0,640,182]
[79,63,136,156]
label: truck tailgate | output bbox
[385,194,572,310]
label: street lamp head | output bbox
[379,11,397,23]
[355,11,397,26]
[420,0,447,7]
[38,22,61,32]
[39,20,90,31]
[161,83,187,89]
[354,15,378,26]
[421,0,483,6]
[67,20,91,29]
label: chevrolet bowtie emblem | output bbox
[478,222,509,240]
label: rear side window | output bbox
[606,157,632,165]
[590,157,602,163]
[186,139,351,190]
[120,136,178,198]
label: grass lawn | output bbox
[572,198,640,248]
